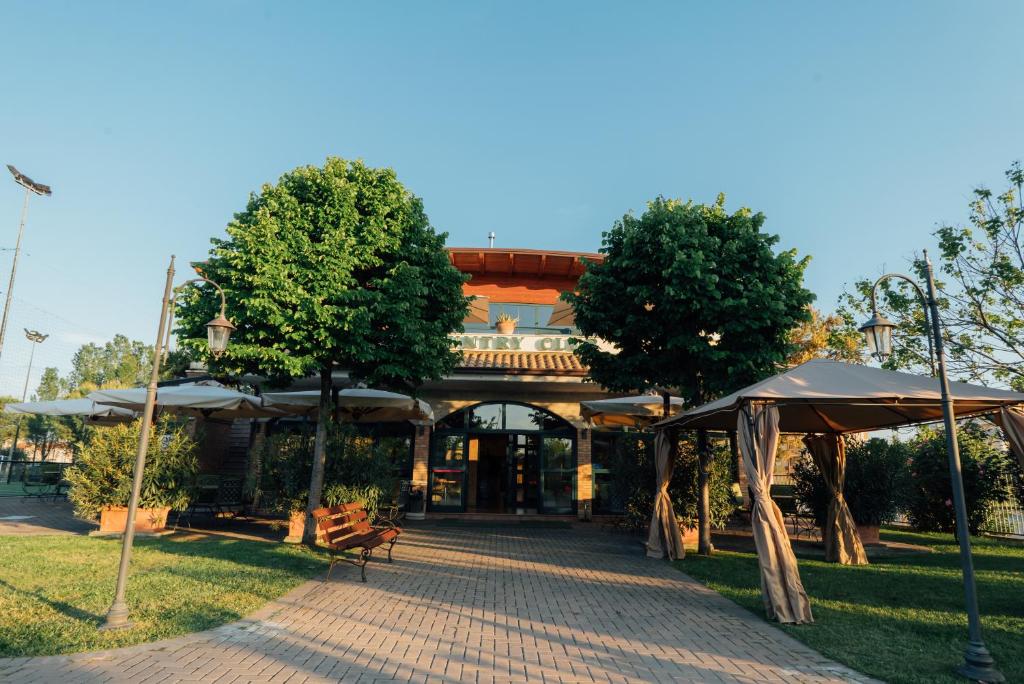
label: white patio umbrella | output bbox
[4,398,137,425]
[262,388,434,423]
[580,394,684,427]
[89,383,288,420]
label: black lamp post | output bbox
[858,250,1003,683]
[101,255,234,630]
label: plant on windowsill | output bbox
[495,312,518,335]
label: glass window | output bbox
[430,470,464,509]
[431,435,465,466]
[503,404,548,431]
[540,437,575,514]
[438,403,570,433]
[488,303,557,331]
[468,404,503,430]
[591,433,653,514]
[437,410,466,430]
[542,437,573,469]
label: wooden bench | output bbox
[311,503,401,582]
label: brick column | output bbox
[412,425,430,489]
[576,427,592,520]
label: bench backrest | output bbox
[311,503,373,545]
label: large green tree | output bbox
[567,194,813,553]
[175,157,468,541]
[65,334,154,394]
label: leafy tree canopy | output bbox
[840,162,1024,388]
[567,194,814,402]
[65,334,154,395]
[786,306,864,367]
[175,157,468,390]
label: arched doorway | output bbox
[429,402,576,514]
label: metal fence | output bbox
[982,476,1024,538]
[0,459,71,497]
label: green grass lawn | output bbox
[0,534,326,657]
[676,529,1023,684]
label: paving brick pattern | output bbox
[0,497,94,536]
[0,524,877,683]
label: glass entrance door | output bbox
[431,402,577,514]
[507,434,540,513]
[428,434,466,511]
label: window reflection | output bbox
[438,402,570,433]
[469,404,503,430]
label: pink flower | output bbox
[945,499,953,507]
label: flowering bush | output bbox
[904,425,1013,535]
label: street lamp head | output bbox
[858,311,896,363]
[23,329,48,344]
[6,165,52,196]
[205,314,235,358]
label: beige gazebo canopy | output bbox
[655,358,1024,434]
[653,358,1024,625]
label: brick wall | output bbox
[412,425,430,488]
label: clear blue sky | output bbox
[0,2,1022,394]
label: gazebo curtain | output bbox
[646,430,685,560]
[998,407,1024,470]
[802,434,868,566]
[738,403,814,624]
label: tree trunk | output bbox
[697,428,714,556]
[303,366,333,545]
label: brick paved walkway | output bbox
[0,524,876,683]
[0,497,94,536]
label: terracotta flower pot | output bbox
[284,510,307,544]
[496,321,516,335]
[99,506,171,534]
[856,524,881,546]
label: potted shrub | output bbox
[257,431,314,543]
[670,435,737,542]
[495,312,518,335]
[792,437,909,545]
[65,417,198,534]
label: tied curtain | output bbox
[738,403,814,624]
[646,430,685,560]
[802,434,869,566]
[998,407,1024,471]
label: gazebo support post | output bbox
[696,428,713,555]
[923,258,1004,683]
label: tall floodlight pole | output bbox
[858,250,1003,683]
[101,256,235,630]
[6,328,48,459]
[1,166,52,365]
